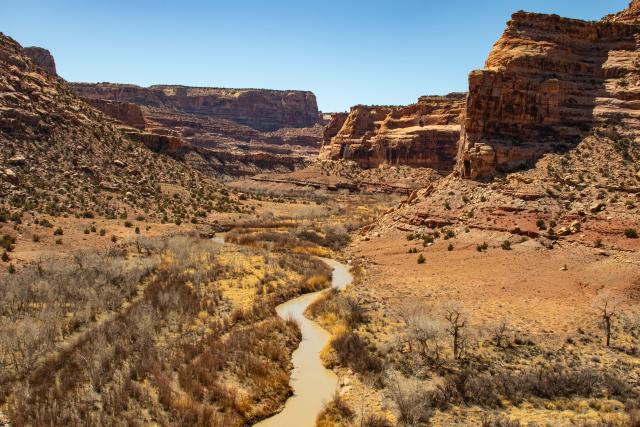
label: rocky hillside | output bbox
[457,3,640,179]
[71,83,323,177]
[320,94,465,173]
[0,32,235,222]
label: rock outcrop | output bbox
[22,46,57,76]
[72,83,320,132]
[70,83,323,176]
[85,98,146,129]
[320,94,465,173]
[457,3,640,179]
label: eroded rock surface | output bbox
[71,83,323,177]
[320,94,465,173]
[22,46,57,76]
[457,3,640,178]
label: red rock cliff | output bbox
[457,3,640,179]
[71,83,320,132]
[320,94,465,173]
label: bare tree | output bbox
[444,304,468,359]
[403,305,445,362]
[595,293,620,347]
[491,320,510,348]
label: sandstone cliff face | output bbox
[72,83,320,131]
[457,5,640,179]
[22,46,57,76]
[70,83,322,177]
[320,94,465,173]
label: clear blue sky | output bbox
[1,0,630,112]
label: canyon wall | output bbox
[320,94,465,173]
[72,83,320,132]
[457,3,640,179]
[70,84,322,177]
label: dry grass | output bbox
[1,233,331,426]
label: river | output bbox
[214,234,353,427]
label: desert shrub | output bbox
[308,289,366,328]
[389,377,435,425]
[362,414,394,427]
[417,254,426,264]
[53,227,63,236]
[317,393,354,427]
[476,242,488,252]
[1,234,16,251]
[481,416,522,427]
[437,369,502,408]
[493,366,633,404]
[322,224,351,250]
[124,221,133,228]
[501,240,511,250]
[1,252,9,262]
[332,332,383,375]
[625,228,638,239]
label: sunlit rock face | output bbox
[457,2,640,179]
[320,94,465,174]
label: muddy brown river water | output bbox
[254,258,353,427]
[214,235,353,426]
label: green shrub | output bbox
[53,228,63,236]
[8,263,15,274]
[448,243,454,251]
[124,221,133,228]
[1,234,16,251]
[1,252,9,262]
[418,254,426,264]
[501,240,512,251]
[625,228,638,239]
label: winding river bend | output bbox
[214,235,353,426]
[255,257,353,427]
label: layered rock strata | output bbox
[320,94,465,173]
[457,4,640,179]
[71,83,323,176]
[72,83,320,131]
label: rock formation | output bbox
[70,83,323,176]
[457,3,640,179]
[84,98,146,129]
[320,94,465,173]
[22,46,57,76]
[72,83,320,132]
